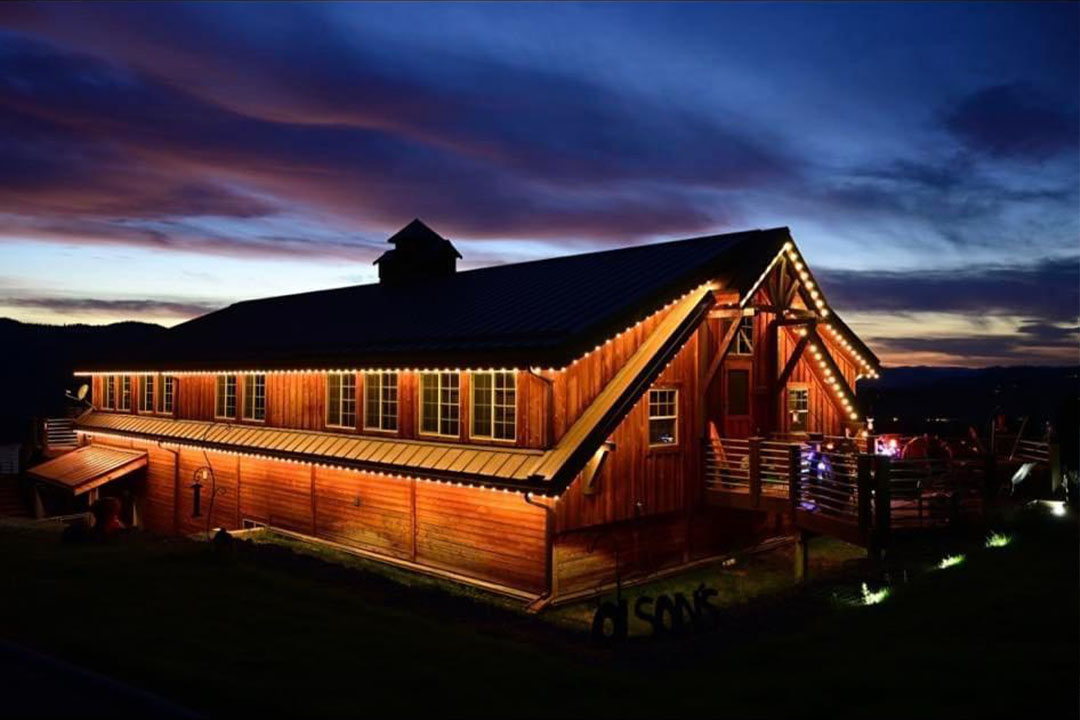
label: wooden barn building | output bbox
[42,220,881,603]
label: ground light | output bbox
[986,532,1011,548]
[937,554,965,570]
[1027,499,1068,517]
[861,583,889,606]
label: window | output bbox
[648,388,678,446]
[215,375,237,418]
[471,371,516,440]
[364,372,398,431]
[728,369,750,416]
[732,315,754,355]
[120,376,132,410]
[104,376,116,409]
[139,374,154,412]
[788,386,809,432]
[242,374,266,421]
[420,372,459,436]
[327,373,356,428]
[158,376,175,414]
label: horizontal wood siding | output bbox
[267,462,314,535]
[414,482,547,592]
[176,447,238,535]
[238,456,272,526]
[313,467,412,559]
[89,438,548,592]
[553,513,688,597]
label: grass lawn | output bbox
[0,506,1075,718]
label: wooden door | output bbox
[723,364,752,438]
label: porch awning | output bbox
[28,445,148,496]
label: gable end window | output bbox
[420,372,460,437]
[648,388,678,446]
[471,371,516,441]
[158,376,175,414]
[139,374,154,412]
[215,375,237,419]
[364,372,398,431]
[242,374,266,421]
[788,386,809,432]
[327,373,357,428]
[733,315,754,355]
[120,376,132,411]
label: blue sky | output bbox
[0,2,1076,366]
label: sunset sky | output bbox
[0,2,1076,367]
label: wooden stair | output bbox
[44,418,78,450]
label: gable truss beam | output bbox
[701,316,742,391]
[775,332,810,391]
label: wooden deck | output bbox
[704,436,994,551]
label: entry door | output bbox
[723,365,752,438]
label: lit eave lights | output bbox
[76,430,561,500]
[808,341,860,422]
[780,242,880,382]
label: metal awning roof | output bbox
[28,445,148,495]
[75,412,545,488]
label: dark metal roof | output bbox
[85,227,792,371]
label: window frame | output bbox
[732,315,754,356]
[158,375,175,415]
[242,373,266,422]
[418,372,460,438]
[104,376,116,410]
[215,374,237,420]
[363,372,399,433]
[139,374,154,413]
[326,372,357,429]
[647,387,679,448]
[787,384,810,433]
[470,371,517,442]
[119,376,132,411]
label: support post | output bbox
[794,530,810,583]
[749,437,762,508]
[1050,443,1062,494]
[873,455,891,557]
[857,454,873,546]
[787,443,801,514]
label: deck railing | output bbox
[706,432,996,548]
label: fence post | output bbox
[857,454,873,546]
[873,455,891,556]
[864,433,876,455]
[748,437,762,509]
[1050,443,1062,494]
[787,444,801,515]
